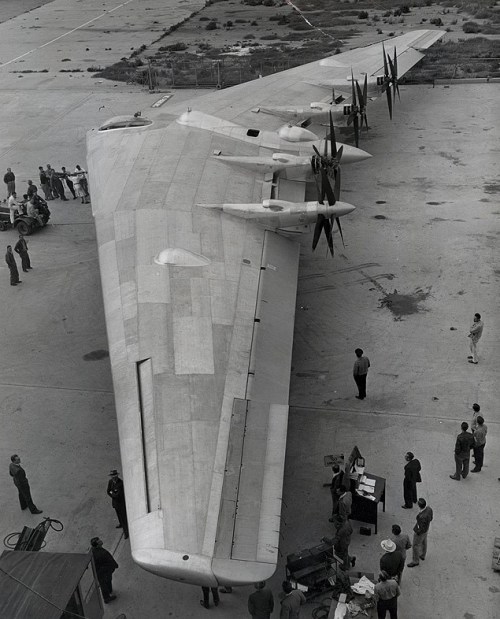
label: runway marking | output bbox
[0,0,136,68]
[0,382,113,394]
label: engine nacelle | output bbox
[278,125,318,143]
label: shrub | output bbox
[393,8,402,16]
[358,11,369,19]
[400,5,410,13]
[462,21,481,32]
[383,10,392,17]
[199,16,209,20]
[243,33,256,39]
[430,17,443,26]
[206,21,217,30]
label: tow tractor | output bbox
[0,196,50,235]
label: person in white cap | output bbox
[379,539,404,584]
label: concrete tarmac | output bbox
[0,2,498,618]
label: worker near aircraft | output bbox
[353,348,370,400]
[107,469,129,539]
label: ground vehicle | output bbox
[0,198,50,235]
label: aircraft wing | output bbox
[87,29,443,588]
[319,29,444,89]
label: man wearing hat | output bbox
[379,539,404,584]
[107,469,129,539]
[90,537,118,603]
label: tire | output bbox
[16,220,31,236]
[0,220,8,231]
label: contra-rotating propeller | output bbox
[382,43,401,119]
[311,111,343,185]
[346,71,369,148]
[311,162,345,257]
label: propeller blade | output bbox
[312,215,325,250]
[382,43,389,82]
[335,217,345,247]
[323,217,334,256]
[386,83,393,120]
[351,70,357,107]
[321,168,336,206]
[355,80,364,127]
[312,144,322,159]
[337,145,344,164]
[362,74,368,107]
[353,114,360,148]
[333,170,341,202]
[329,112,337,159]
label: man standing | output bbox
[471,403,481,431]
[471,416,487,473]
[390,525,411,563]
[328,464,344,522]
[450,422,475,480]
[75,164,89,199]
[353,348,370,399]
[107,469,129,539]
[200,587,220,609]
[5,245,21,286]
[90,537,118,604]
[14,234,31,272]
[402,452,421,509]
[373,571,400,619]
[26,180,37,200]
[467,313,483,364]
[407,498,433,568]
[379,540,404,584]
[4,167,15,197]
[60,167,77,199]
[334,518,355,571]
[280,581,306,619]
[248,581,274,619]
[38,166,52,200]
[333,484,352,529]
[9,455,42,513]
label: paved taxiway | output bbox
[0,2,498,618]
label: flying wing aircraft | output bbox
[86,29,444,589]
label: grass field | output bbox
[94,0,500,86]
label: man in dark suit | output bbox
[248,581,274,619]
[90,537,118,603]
[14,234,31,272]
[402,451,421,508]
[407,498,433,567]
[328,464,344,522]
[107,469,129,538]
[450,422,475,480]
[9,454,42,514]
[5,245,21,286]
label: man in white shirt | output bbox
[467,313,483,364]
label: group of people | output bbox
[3,165,90,206]
[326,452,434,618]
[37,164,90,204]
[8,456,128,606]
